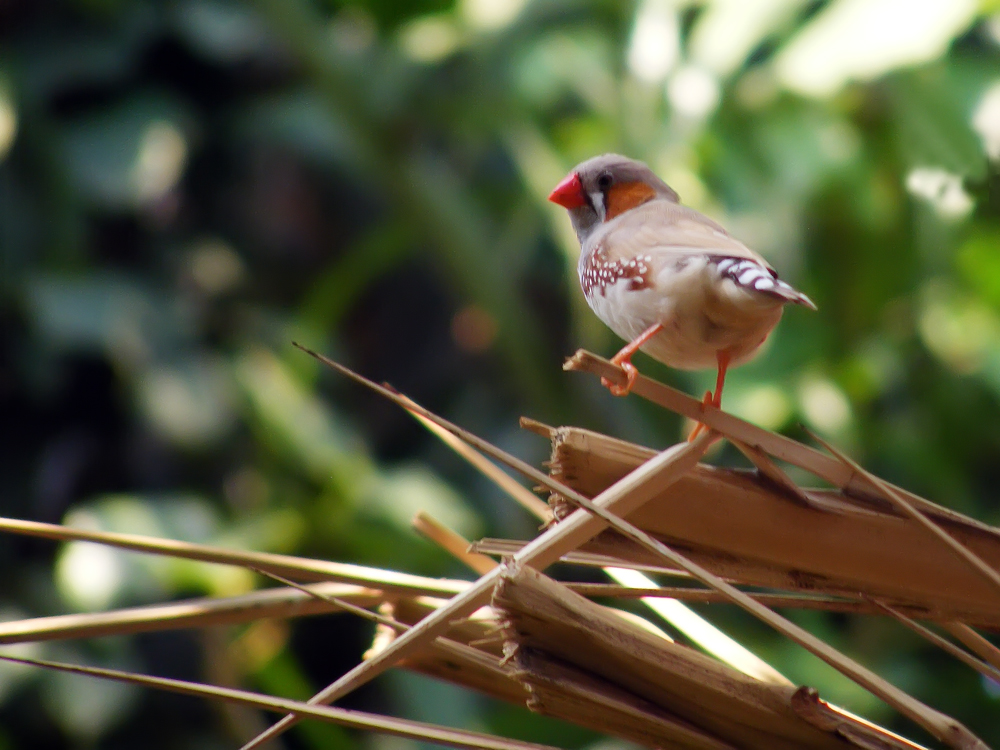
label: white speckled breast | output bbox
[579,245,653,297]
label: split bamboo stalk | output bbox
[558,355,991,747]
[513,472,988,748]
[810,432,1000,595]
[376,535,736,749]
[509,648,741,750]
[239,342,712,750]
[405,399,789,683]
[564,350,1000,541]
[537,423,1000,626]
[472,543,1000,620]
[266,346,987,750]
[494,565,923,750]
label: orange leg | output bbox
[711,349,731,408]
[601,323,664,397]
[688,349,732,442]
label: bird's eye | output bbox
[597,173,613,190]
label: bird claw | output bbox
[601,361,638,396]
[688,390,717,441]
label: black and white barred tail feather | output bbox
[713,257,817,310]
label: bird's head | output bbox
[548,154,679,242]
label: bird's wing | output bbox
[597,201,815,308]
[600,200,769,265]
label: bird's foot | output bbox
[599,323,663,397]
[601,360,638,396]
[687,390,716,442]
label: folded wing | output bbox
[599,201,816,309]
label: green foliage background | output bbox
[1,0,1000,747]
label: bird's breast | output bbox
[578,244,653,298]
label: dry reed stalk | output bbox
[536,423,1000,627]
[493,564,925,750]
[239,343,713,750]
[471,537,689,575]
[250,567,407,630]
[0,515,468,595]
[0,583,383,644]
[564,350,1000,540]
[265,347,986,750]
[866,599,1000,683]
[0,580,505,676]
[942,624,1000,672]
[511,648,741,750]
[407,402,788,685]
[412,512,498,575]
[0,653,553,750]
[810,432,1000,595]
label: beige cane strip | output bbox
[810,432,1000,595]
[942,623,1000,673]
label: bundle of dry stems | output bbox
[0,346,997,750]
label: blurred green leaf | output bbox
[888,68,988,179]
[235,89,361,169]
[957,226,1000,309]
[137,355,239,448]
[171,0,275,63]
[41,644,140,742]
[358,464,481,537]
[251,651,355,750]
[235,347,373,486]
[61,93,192,209]
[27,272,194,359]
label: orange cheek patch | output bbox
[605,181,657,220]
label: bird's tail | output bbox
[771,278,817,310]
[714,257,817,310]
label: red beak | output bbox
[548,172,587,209]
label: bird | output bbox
[548,153,815,436]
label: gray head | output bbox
[548,154,680,242]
